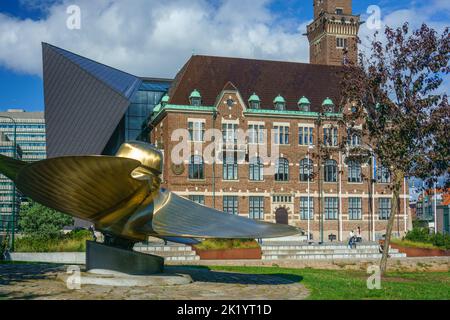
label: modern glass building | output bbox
[0,132,23,233]
[0,110,46,161]
[42,43,171,157]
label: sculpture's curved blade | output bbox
[0,154,27,181]
[151,191,301,239]
[15,156,148,221]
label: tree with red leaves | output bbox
[339,23,449,275]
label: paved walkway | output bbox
[168,257,449,272]
[0,264,309,300]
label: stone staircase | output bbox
[134,243,200,262]
[261,242,407,260]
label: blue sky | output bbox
[0,0,449,112]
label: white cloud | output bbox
[0,0,447,83]
[0,0,310,78]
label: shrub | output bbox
[0,234,9,260]
[403,227,450,250]
[18,202,74,240]
[404,227,430,243]
[194,238,260,250]
[15,229,93,252]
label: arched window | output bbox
[275,158,289,181]
[324,159,337,182]
[299,158,313,182]
[189,155,204,180]
[249,157,264,181]
[347,132,361,147]
[348,160,362,183]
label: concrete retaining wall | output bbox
[10,252,85,264]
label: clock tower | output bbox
[307,0,361,66]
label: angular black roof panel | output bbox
[44,43,142,99]
[43,43,132,157]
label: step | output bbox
[261,245,382,250]
[261,249,400,255]
[134,244,200,261]
[164,255,200,261]
[262,253,407,260]
[134,245,194,252]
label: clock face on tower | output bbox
[226,99,234,107]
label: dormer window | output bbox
[298,96,311,111]
[248,93,261,109]
[273,95,286,111]
[189,89,202,106]
[160,94,169,107]
[322,97,335,113]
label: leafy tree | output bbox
[18,202,74,240]
[340,23,449,274]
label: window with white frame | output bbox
[378,198,391,220]
[324,159,337,182]
[248,124,265,144]
[348,160,362,183]
[348,197,362,220]
[300,197,314,220]
[189,155,204,180]
[222,123,238,144]
[336,37,348,49]
[299,158,314,182]
[272,195,293,203]
[299,126,314,146]
[223,196,238,215]
[377,166,391,183]
[325,197,338,220]
[347,129,361,147]
[323,127,338,146]
[189,195,205,205]
[188,121,205,142]
[249,157,264,181]
[273,125,289,145]
[275,158,289,181]
[223,153,238,180]
[249,196,264,220]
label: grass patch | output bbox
[15,230,92,253]
[194,239,259,250]
[203,265,450,300]
[390,238,445,250]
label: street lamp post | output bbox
[0,116,17,251]
[307,147,311,243]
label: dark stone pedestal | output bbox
[86,241,164,275]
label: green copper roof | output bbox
[322,97,334,106]
[189,89,202,99]
[248,93,260,102]
[153,104,162,113]
[150,103,343,124]
[298,96,311,105]
[273,95,286,104]
[161,94,170,103]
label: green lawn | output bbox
[205,266,450,300]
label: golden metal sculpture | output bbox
[0,142,300,245]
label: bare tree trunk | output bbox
[380,171,403,275]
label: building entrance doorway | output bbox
[275,207,289,225]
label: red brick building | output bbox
[149,0,410,242]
